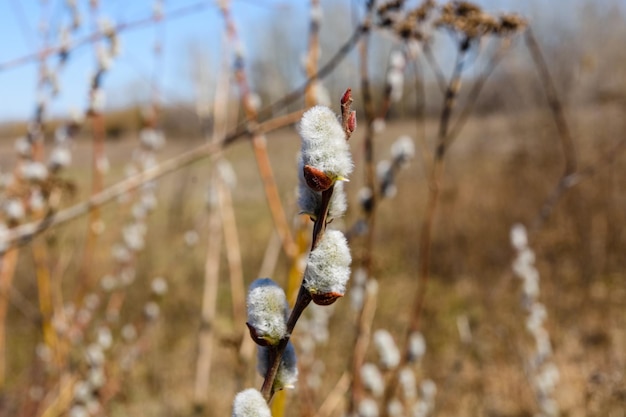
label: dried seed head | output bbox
[246,278,289,346]
[231,388,271,417]
[303,230,351,305]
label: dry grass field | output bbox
[3,102,625,416]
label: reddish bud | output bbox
[246,322,273,347]
[341,88,353,105]
[303,165,333,192]
[347,111,357,135]
[310,291,344,306]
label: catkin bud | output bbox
[303,230,351,305]
[246,278,289,346]
[299,105,352,184]
[257,342,298,391]
[232,388,271,417]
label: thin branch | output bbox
[525,27,577,175]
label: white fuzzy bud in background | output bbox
[247,93,262,112]
[373,118,386,133]
[310,2,323,25]
[361,363,384,397]
[510,223,528,250]
[140,128,166,151]
[96,326,112,350]
[399,367,417,399]
[257,342,298,391]
[387,399,404,417]
[217,160,237,189]
[299,105,352,182]
[144,301,160,320]
[391,135,415,166]
[373,329,400,370]
[408,331,426,362]
[303,230,351,305]
[49,147,72,170]
[231,388,271,417]
[246,278,289,346]
[151,277,168,296]
[5,199,25,222]
[121,324,137,342]
[96,45,112,71]
[90,88,106,114]
[314,82,331,107]
[387,68,404,102]
[0,224,8,253]
[389,50,406,70]
[21,161,48,182]
[358,397,380,417]
[421,379,437,402]
[15,137,32,158]
[184,230,199,247]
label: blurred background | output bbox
[0,1,625,416]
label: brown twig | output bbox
[192,174,224,413]
[525,27,577,176]
[219,0,297,260]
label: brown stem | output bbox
[260,286,312,401]
[193,175,224,411]
[525,27,577,175]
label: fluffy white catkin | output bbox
[303,230,351,301]
[232,388,272,417]
[246,278,289,346]
[299,105,353,181]
[257,342,298,391]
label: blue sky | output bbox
[0,0,623,122]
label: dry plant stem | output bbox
[218,180,246,338]
[259,23,366,119]
[423,42,447,95]
[410,55,432,171]
[525,27,577,175]
[304,0,321,108]
[380,41,470,417]
[32,241,60,366]
[532,136,626,230]
[0,248,19,388]
[220,0,297,260]
[193,179,224,411]
[0,1,214,72]
[410,40,467,342]
[313,372,351,417]
[348,276,378,410]
[348,29,377,414]
[77,111,106,300]
[447,37,512,145]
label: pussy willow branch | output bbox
[259,184,335,401]
[0,1,215,72]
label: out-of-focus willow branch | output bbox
[0,1,215,72]
[1,112,304,252]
